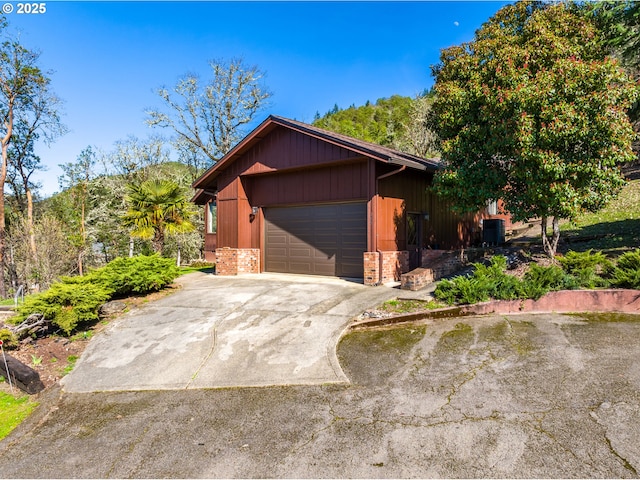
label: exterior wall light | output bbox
[249,206,259,222]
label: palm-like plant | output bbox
[123,179,196,254]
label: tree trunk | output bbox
[78,187,85,276]
[0,110,12,299]
[541,216,561,257]
[129,237,134,258]
[26,187,37,263]
[78,251,83,276]
[153,230,164,254]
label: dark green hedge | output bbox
[13,255,180,335]
[435,249,640,305]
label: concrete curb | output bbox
[350,289,640,330]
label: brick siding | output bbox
[401,249,483,291]
[364,251,410,286]
[215,248,260,275]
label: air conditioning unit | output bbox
[482,219,505,245]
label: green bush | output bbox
[435,249,640,306]
[15,282,112,335]
[90,255,180,297]
[610,249,640,289]
[557,250,611,288]
[435,256,526,305]
[0,328,17,349]
[521,263,575,300]
[435,255,582,305]
[14,255,181,335]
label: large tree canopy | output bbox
[146,58,271,176]
[431,1,639,256]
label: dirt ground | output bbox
[4,335,90,389]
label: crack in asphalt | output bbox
[604,434,638,475]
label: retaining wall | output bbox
[351,289,640,329]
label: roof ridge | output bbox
[268,115,440,169]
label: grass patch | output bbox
[63,355,79,375]
[379,298,447,314]
[0,392,38,440]
[0,292,35,307]
[561,179,640,253]
[70,330,93,341]
[179,262,215,275]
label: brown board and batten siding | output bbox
[215,126,370,253]
[192,115,484,280]
[377,169,480,250]
[236,126,363,175]
[247,161,368,206]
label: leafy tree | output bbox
[0,33,60,296]
[146,58,272,169]
[582,1,640,156]
[123,179,196,254]
[585,1,639,72]
[58,147,97,276]
[431,1,639,257]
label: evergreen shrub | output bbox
[89,255,180,297]
[434,248,640,306]
[14,255,181,335]
[0,328,17,349]
[434,256,528,305]
[610,249,640,289]
[557,250,611,288]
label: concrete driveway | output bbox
[61,272,398,393]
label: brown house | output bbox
[192,115,481,285]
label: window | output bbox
[207,200,217,234]
[407,213,419,247]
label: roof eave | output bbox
[192,114,443,191]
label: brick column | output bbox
[364,252,380,285]
[215,248,260,275]
[363,251,410,285]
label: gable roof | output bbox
[192,114,440,202]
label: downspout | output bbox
[377,164,406,181]
[375,164,407,284]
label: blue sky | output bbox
[7,1,509,196]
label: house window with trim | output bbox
[207,200,217,234]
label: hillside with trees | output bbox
[312,94,439,158]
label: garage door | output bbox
[264,203,367,278]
